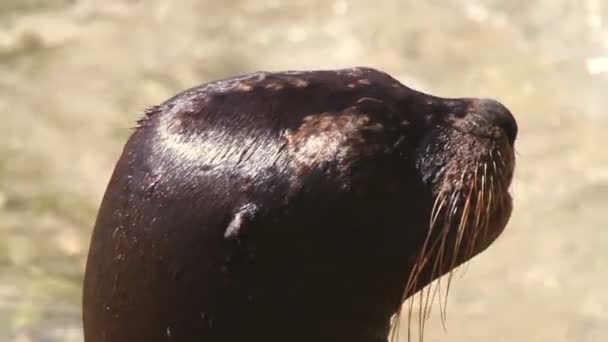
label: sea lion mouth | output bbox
[392,97,517,340]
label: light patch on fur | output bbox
[356,97,383,105]
[203,71,268,93]
[335,66,367,77]
[153,113,283,181]
[282,112,382,177]
[287,77,308,88]
[264,82,284,91]
[234,82,254,92]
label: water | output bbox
[0,0,606,341]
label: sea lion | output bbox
[82,67,517,342]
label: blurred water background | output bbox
[0,0,607,341]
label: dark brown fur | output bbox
[82,67,517,342]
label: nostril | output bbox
[475,98,518,145]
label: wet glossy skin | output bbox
[82,67,516,342]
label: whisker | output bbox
[443,184,472,319]
[481,173,494,244]
[399,193,449,342]
[460,177,478,276]
[396,141,513,342]
[425,220,451,329]
[496,149,507,168]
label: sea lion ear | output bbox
[224,202,260,239]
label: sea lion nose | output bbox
[475,98,518,145]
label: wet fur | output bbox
[83,67,516,342]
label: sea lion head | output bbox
[82,67,518,342]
